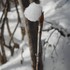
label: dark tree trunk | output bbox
[37,13,44,70]
[18,0,43,70]
[0,18,7,64]
[26,20,39,70]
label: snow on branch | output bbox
[55,0,69,10]
[24,2,42,22]
[44,20,70,37]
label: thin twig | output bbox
[51,35,61,56]
[43,29,55,46]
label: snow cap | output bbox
[24,2,42,22]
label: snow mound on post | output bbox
[24,2,42,22]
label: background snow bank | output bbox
[1,0,70,70]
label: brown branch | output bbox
[6,17,12,36]
[9,0,20,46]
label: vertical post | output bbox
[18,0,43,70]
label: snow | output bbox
[24,2,42,22]
[1,0,70,70]
[0,46,31,70]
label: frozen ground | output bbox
[0,0,70,70]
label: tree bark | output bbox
[0,17,7,64]
[18,0,43,70]
[26,20,39,70]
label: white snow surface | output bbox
[0,0,70,70]
[24,2,42,22]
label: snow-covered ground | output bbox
[0,0,70,70]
